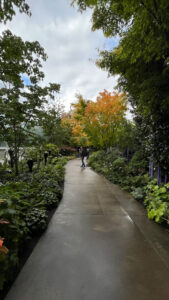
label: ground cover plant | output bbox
[88,149,169,226]
[0,145,70,292]
[144,180,169,224]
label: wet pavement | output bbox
[5,159,169,300]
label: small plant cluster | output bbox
[0,149,69,291]
[144,180,169,224]
[89,149,148,195]
[88,149,169,225]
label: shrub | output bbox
[25,208,48,234]
[45,144,59,157]
[111,157,127,174]
[107,148,122,163]
[122,174,149,192]
[39,190,59,209]
[107,157,128,184]
[0,154,68,290]
[59,146,76,156]
[0,197,24,290]
[128,150,148,176]
[131,187,145,201]
[144,181,169,224]
[88,150,105,165]
[24,147,40,162]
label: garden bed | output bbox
[88,150,169,227]
[0,205,59,300]
[0,153,70,297]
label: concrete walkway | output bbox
[5,159,169,300]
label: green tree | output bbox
[0,30,60,174]
[41,102,72,146]
[72,0,169,179]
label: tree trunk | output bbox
[157,165,161,185]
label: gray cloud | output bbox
[2,0,118,110]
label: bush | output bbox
[25,208,48,234]
[144,181,169,224]
[23,144,59,166]
[39,190,59,209]
[128,150,148,176]
[52,156,68,165]
[88,150,105,165]
[24,146,41,162]
[0,153,68,290]
[122,174,149,192]
[45,144,59,157]
[131,187,145,201]
[59,146,76,156]
[107,148,122,163]
[111,157,127,175]
[89,148,169,227]
[0,197,25,291]
[106,157,128,184]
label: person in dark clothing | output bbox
[8,148,14,168]
[44,151,48,165]
[27,159,34,172]
[80,147,87,167]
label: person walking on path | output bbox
[80,146,86,168]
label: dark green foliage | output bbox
[0,155,69,290]
[112,157,127,176]
[89,149,169,225]
[128,150,149,176]
[39,191,59,209]
[106,158,127,185]
[0,188,28,291]
[45,144,59,157]
[89,149,149,193]
[25,209,47,234]
[123,174,149,192]
[72,0,169,176]
[88,150,106,164]
[0,0,31,23]
[0,29,60,175]
[40,106,72,146]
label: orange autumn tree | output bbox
[84,90,127,148]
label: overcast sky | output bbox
[1,0,119,111]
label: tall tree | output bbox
[0,30,60,174]
[84,90,126,148]
[72,0,169,179]
[41,102,72,146]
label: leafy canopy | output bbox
[0,0,31,23]
[0,30,60,174]
[84,90,127,148]
[72,0,169,173]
